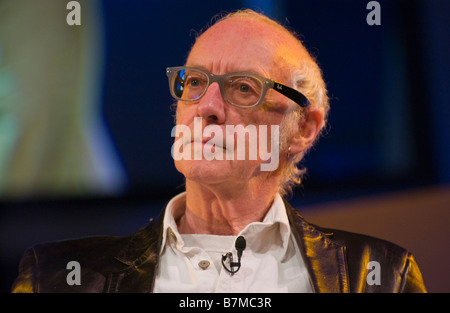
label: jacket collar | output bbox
[107,199,349,293]
[284,199,349,293]
[106,211,165,293]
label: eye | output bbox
[189,79,200,87]
[225,76,263,106]
[185,74,206,88]
[239,84,251,93]
[230,78,258,94]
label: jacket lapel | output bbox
[105,212,165,293]
[285,201,349,293]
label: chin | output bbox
[175,158,266,187]
[175,159,231,184]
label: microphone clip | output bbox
[221,236,246,275]
[221,252,241,275]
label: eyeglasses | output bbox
[166,66,310,108]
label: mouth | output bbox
[190,138,226,151]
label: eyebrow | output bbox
[185,64,269,78]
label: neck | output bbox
[177,178,280,235]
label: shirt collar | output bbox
[160,192,292,256]
[159,192,187,253]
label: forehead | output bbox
[186,18,291,78]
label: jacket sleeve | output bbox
[400,253,427,293]
[11,248,38,293]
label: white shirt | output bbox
[153,192,313,293]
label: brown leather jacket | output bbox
[11,202,427,293]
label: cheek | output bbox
[246,109,285,129]
[175,104,195,125]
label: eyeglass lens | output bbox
[172,68,263,107]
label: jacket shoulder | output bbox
[285,203,426,292]
[287,203,409,259]
[11,235,128,293]
[318,226,407,256]
[35,235,130,269]
[322,226,426,292]
[11,220,160,293]
[301,217,426,292]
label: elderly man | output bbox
[12,10,426,293]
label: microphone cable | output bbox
[221,236,246,275]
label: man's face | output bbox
[173,18,293,188]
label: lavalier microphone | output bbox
[221,236,246,275]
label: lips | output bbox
[189,137,226,150]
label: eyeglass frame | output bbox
[166,66,310,109]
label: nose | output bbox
[196,82,226,124]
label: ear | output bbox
[288,108,324,155]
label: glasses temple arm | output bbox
[271,81,310,108]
